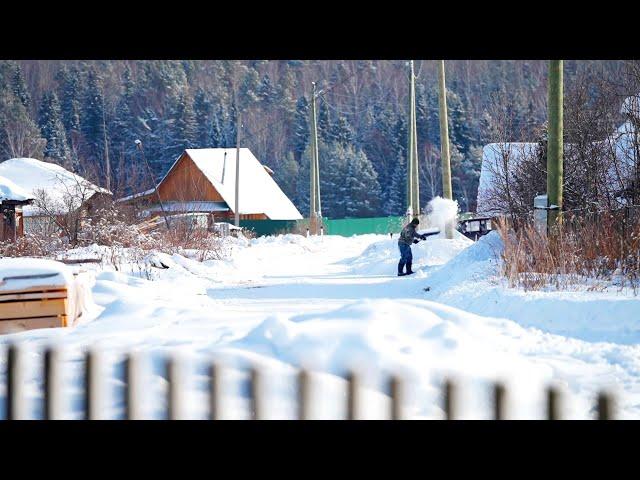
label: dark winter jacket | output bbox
[398,223,423,246]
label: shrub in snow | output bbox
[0,232,65,257]
[497,210,640,293]
[1,201,233,278]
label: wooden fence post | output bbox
[209,362,222,420]
[125,353,140,420]
[347,371,359,420]
[6,344,19,420]
[546,386,560,420]
[390,375,403,420]
[493,382,506,420]
[85,349,101,420]
[43,347,61,420]
[298,369,311,420]
[444,379,455,420]
[597,391,614,420]
[168,355,183,420]
[250,366,263,420]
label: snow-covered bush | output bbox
[1,202,232,273]
[0,232,65,258]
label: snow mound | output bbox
[423,230,503,296]
[347,235,472,276]
[223,298,556,418]
[423,231,640,345]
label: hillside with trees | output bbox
[0,60,631,217]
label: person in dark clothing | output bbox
[397,218,426,276]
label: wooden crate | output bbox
[0,286,70,334]
[0,316,65,334]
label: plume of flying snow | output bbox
[424,196,459,234]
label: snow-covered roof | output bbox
[0,158,111,217]
[117,188,156,203]
[160,149,302,220]
[0,175,33,203]
[476,143,538,216]
[141,201,230,217]
[0,257,73,293]
[621,95,640,118]
[145,201,229,213]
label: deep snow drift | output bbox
[1,230,640,419]
[423,231,640,344]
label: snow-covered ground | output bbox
[2,229,640,419]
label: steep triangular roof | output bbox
[160,148,302,220]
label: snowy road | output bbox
[2,232,640,419]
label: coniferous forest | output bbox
[0,60,629,217]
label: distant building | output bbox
[119,148,302,222]
[0,158,112,235]
[477,95,640,215]
[476,143,538,216]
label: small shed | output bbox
[0,175,34,242]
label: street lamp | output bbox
[135,139,170,230]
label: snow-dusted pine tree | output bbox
[38,91,71,166]
[386,153,407,216]
[193,88,213,147]
[344,145,381,217]
[81,68,107,166]
[292,96,309,163]
[166,90,197,160]
[273,151,300,206]
[56,66,82,138]
[12,63,30,109]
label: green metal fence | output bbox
[229,216,407,238]
[238,219,299,237]
[323,216,405,237]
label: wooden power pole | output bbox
[437,60,454,239]
[407,60,420,220]
[547,60,563,228]
[235,111,241,228]
[437,60,453,201]
[309,82,321,234]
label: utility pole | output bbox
[235,110,241,228]
[437,60,454,239]
[437,60,452,201]
[547,60,563,228]
[407,60,420,220]
[309,82,321,234]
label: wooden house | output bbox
[0,175,33,242]
[0,158,112,236]
[119,148,302,222]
